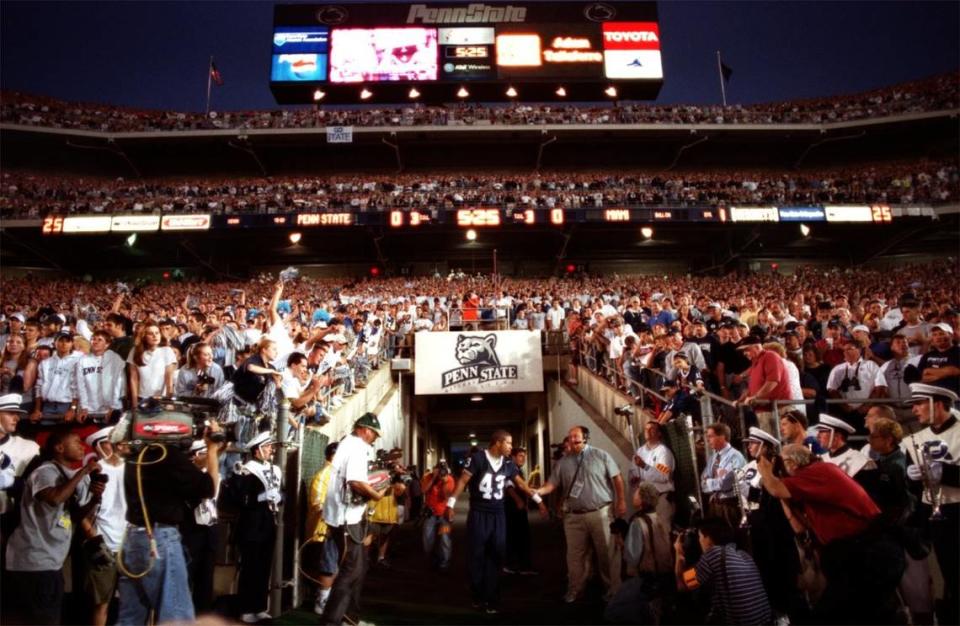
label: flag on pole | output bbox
[720,62,733,83]
[210,60,224,86]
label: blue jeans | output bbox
[118,525,195,625]
[422,514,452,569]
[40,400,71,425]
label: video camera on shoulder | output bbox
[114,397,226,451]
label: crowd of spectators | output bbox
[1,259,958,625]
[3,159,957,218]
[1,73,956,133]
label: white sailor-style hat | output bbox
[189,439,208,455]
[909,383,959,404]
[0,393,27,414]
[744,426,780,448]
[816,414,856,435]
[84,426,114,449]
[246,431,277,450]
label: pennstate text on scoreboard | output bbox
[40,205,904,235]
[270,1,664,103]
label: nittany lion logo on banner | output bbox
[442,334,519,389]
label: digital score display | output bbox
[270,2,664,103]
[39,205,901,234]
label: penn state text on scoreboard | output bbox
[40,205,902,234]
[269,2,664,103]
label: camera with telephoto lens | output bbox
[839,376,861,393]
[196,371,216,386]
[89,470,109,486]
[436,459,450,478]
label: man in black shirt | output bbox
[117,423,221,624]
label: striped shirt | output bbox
[695,544,772,625]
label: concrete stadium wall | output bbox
[545,379,632,483]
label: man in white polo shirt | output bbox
[629,421,675,529]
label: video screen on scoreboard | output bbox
[271,27,329,81]
[438,27,495,80]
[495,24,604,79]
[329,27,439,82]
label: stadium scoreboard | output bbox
[40,205,909,235]
[269,1,664,104]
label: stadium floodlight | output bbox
[465,229,477,241]
[408,87,420,99]
[604,85,618,98]
[125,233,137,247]
[289,232,302,245]
[800,223,811,237]
[555,86,567,97]
[360,88,373,100]
[312,89,325,102]
[641,227,654,239]
[457,87,469,99]
[505,86,518,98]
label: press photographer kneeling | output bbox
[116,419,222,624]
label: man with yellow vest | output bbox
[307,442,339,616]
[369,474,407,568]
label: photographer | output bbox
[175,342,225,399]
[758,443,904,624]
[321,413,389,626]
[369,468,407,568]
[180,439,222,615]
[79,427,127,626]
[421,458,455,571]
[605,482,673,624]
[117,421,221,624]
[673,517,772,625]
[5,427,105,625]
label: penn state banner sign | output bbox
[415,331,544,395]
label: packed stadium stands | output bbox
[2,72,957,133]
[2,159,956,218]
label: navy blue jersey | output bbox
[464,449,519,513]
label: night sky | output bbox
[1,1,957,112]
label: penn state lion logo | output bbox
[456,334,500,367]
[442,333,518,389]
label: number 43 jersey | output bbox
[465,449,519,513]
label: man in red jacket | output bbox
[758,443,904,624]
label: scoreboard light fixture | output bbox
[360,88,373,100]
[555,86,567,97]
[604,85,618,98]
[289,231,302,244]
[640,226,653,239]
[505,86,518,98]
[800,224,811,238]
[408,87,421,99]
[457,86,470,98]
[312,89,325,101]
[465,228,478,241]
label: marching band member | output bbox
[234,431,282,624]
[904,383,960,626]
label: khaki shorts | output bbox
[370,522,396,538]
[84,557,119,605]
